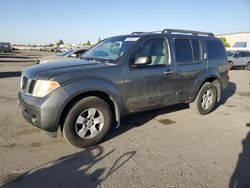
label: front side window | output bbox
[132,38,170,66]
[227,51,234,57]
[82,36,138,62]
[233,52,240,58]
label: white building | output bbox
[216,32,250,48]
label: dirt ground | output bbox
[0,50,250,188]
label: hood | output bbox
[38,56,67,63]
[23,59,103,79]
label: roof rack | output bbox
[161,29,214,37]
[131,32,145,34]
[131,31,162,35]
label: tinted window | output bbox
[134,38,169,66]
[239,51,250,57]
[191,39,202,61]
[206,40,226,60]
[227,51,234,57]
[239,52,245,57]
[175,39,193,63]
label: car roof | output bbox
[111,29,216,40]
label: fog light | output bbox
[32,114,38,125]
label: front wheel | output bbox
[62,96,112,148]
[190,82,217,115]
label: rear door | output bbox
[124,37,176,112]
[173,36,206,102]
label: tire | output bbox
[62,96,112,148]
[189,82,217,115]
[246,62,250,70]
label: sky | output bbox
[0,0,250,45]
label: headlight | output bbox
[40,60,48,64]
[32,80,60,97]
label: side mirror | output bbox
[70,53,77,58]
[133,56,152,67]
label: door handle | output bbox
[164,70,173,75]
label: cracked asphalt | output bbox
[0,50,250,188]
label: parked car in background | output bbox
[37,47,89,64]
[0,42,12,53]
[227,50,250,70]
[19,29,229,148]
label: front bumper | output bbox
[18,87,69,132]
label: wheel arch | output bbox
[59,90,120,133]
[190,71,222,102]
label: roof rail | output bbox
[131,31,162,35]
[161,29,214,37]
[131,32,145,34]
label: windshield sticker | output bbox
[124,37,139,41]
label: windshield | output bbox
[58,49,74,57]
[82,36,139,62]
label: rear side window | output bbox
[206,40,226,60]
[175,39,193,63]
[192,39,202,61]
[239,51,250,57]
[174,38,202,64]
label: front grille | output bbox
[21,76,28,90]
[20,75,36,95]
[28,80,36,94]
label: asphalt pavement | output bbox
[0,50,250,188]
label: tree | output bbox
[56,39,64,46]
[220,37,231,48]
[86,40,91,46]
[98,37,101,42]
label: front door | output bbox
[124,37,176,112]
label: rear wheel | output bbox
[62,96,112,148]
[190,82,217,115]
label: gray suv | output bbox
[18,29,229,148]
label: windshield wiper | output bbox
[81,57,115,64]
